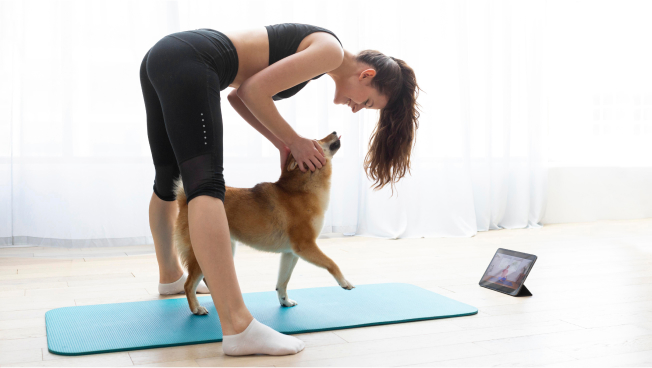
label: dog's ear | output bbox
[287,155,298,171]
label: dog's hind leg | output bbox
[291,241,354,290]
[276,252,299,307]
[184,253,209,315]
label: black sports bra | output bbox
[265,23,343,101]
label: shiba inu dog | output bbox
[173,131,354,315]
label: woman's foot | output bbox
[158,273,210,295]
[222,318,305,356]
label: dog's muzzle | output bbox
[329,139,341,151]
[329,131,341,152]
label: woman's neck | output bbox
[327,49,358,82]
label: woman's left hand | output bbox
[279,145,291,171]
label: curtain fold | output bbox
[0,0,548,247]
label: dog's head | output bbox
[284,131,341,172]
[278,132,341,191]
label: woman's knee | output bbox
[183,176,226,205]
[186,190,225,206]
[179,153,225,205]
[153,164,181,201]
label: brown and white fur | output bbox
[172,132,354,315]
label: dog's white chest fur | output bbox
[311,188,330,234]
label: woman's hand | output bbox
[279,145,291,171]
[287,136,326,172]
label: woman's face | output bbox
[333,69,389,113]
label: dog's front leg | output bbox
[292,241,354,290]
[276,252,299,307]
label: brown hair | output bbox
[356,50,422,195]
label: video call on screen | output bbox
[482,254,532,290]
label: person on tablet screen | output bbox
[499,265,510,283]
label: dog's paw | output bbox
[339,279,355,290]
[192,306,209,315]
[279,296,298,307]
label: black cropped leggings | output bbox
[140,29,239,204]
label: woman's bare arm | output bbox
[235,36,343,171]
[235,38,342,145]
[227,89,285,149]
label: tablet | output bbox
[479,248,537,296]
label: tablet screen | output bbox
[479,249,536,294]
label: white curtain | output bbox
[0,0,547,247]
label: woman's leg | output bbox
[148,192,184,284]
[140,47,185,284]
[188,195,305,355]
[140,47,208,293]
[187,196,251,334]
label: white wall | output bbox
[541,2,652,226]
[542,167,652,224]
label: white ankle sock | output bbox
[158,273,210,295]
[222,318,305,356]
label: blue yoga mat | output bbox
[45,283,477,355]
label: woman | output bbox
[139,23,420,356]
[499,265,510,283]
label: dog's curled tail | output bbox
[173,176,186,209]
[172,177,194,271]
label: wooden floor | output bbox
[2,218,652,367]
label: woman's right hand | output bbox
[287,136,326,172]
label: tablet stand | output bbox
[515,285,532,297]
